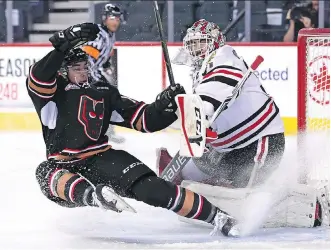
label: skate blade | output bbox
[116,197,137,213]
[102,186,137,213]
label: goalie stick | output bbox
[160,56,264,182]
[152,1,193,181]
[209,55,264,125]
[153,1,176,87]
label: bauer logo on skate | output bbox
[0,43,309,134]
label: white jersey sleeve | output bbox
[194,45,284,151]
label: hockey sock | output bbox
[169,185,217,223]
[63,174,94,206]
[48,169,94,206]
[131,176,217,223]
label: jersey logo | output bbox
[201,51,217,77]
[78,95,105,141]
[207,51,217,72]
[207,51,216,64]
[65,83,80,91]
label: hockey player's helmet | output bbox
[60,47,89,84]
[102,3,122,21]
[183,19,226,63]
[63,47,88,66]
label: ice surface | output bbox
[0,131,329,249]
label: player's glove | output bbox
[154,84,186,113]
[49,23,100,53]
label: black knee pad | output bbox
[35,161,55,196]
[130,175,176,209]
[35,161,77,208]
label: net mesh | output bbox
[305,37,330,131]
[303,35,330,183]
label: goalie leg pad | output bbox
[181,181,321,228]
[181,159,211,182]
[264,184,318,228]
[316,181,330,226]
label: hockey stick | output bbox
[153,1,176,87]
[152,1,190,181]
[160,56,264,182]
[160,151,191,181]
[209,56,264,188]
[208,55,264,125]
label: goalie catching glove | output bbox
[155,84,186,113]
[49,23,100,53]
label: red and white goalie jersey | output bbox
[193,44,284,151]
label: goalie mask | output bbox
[183,19,226,63]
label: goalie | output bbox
[158,19,285,188]
[157,19,329,230]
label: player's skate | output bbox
[210,209,240,237]
[92,184,136,213]
[107,125,125,144]
[155,147,173,176]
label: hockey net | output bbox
[297,28,330,184]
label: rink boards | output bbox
[0,42,326,135]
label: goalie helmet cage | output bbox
[297,28,330,184]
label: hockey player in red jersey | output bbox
[29,22,241,237]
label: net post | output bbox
[297,30,308,133]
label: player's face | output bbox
[67,61,89,84]
[311,0,318,10]
[105,16,121,32]
[188,39,208,57]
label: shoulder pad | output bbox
[205,45,240,73]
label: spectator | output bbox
[283,0,322,42]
